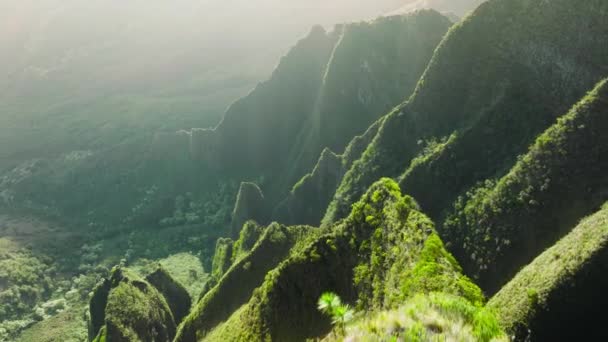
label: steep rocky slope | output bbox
[323,0,608,231]
[89,267,186,342]
[443,78,608,292]
[178,179,485,341]
[188,11,452,199]
[176,224,319,341]
[272,117,384,226]
[488,203,608,341]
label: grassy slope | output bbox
[323,0,608,227]
[488,203,608,341]
[331,292,506,342]
[175,224,319,342]
[195,179,483,341]
[443,78,608,292]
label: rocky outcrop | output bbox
[191,179,484,341]
[175,224,318,342]
[145,267,192,325]
[231,182,268,238]
[89,267,177,342]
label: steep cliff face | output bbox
[175,224,319,342]
[324,0,608,228]
[89,268,179,342]
[186,179,484,341]
[272,118,383,226]
[442,78,608,292]
[188,11,453,201]
[189,25,339,174]
[488,203,608,341]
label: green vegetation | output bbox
[324,0,608,228]
[329,293,505,342]
[89,267,180,342]
[145,267,192,325]
[231,221,265,263]
[488,203,608,341]
[443,78,608,292]
[5,1,608,341]
[317,292,354,335]
[175,224,319,342]
[194,179,484,341]
[210,238,234,282]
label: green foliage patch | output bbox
[195,178,483,341]
[488,203,608,341]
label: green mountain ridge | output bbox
[3,0,608,341]
[489,202,608,340]
[188,11,452,200]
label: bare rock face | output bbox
[231,182,268,238]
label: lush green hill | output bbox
[443,78,608,292]
[175,224,320,341]
[7,0,608,341]
[178,179,485,341]
[190,11,452,200]
[323,0,608,228]
[488,203,608,341]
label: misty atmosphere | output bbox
[0,0,606,341]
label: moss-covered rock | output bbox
[145,267,191,325]
[196,179,482,341]
[88,278,111,341]
[231,221,265,263]
[209,238,233,282]
[488,203,608,341]
[174,224,319,342]
[88,267,177,342]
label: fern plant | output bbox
[317,292,354,336]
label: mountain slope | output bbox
[323,0,608,229]
[389,0,485,16]
[176,179,484,341]
[443,78,608,292]
[488,203,608,341]
[272,117,384,226]
[189,11,453,200]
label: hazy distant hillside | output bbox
[388,0,485,16]
[0,0,406,169]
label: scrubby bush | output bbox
[330,293,506,342]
